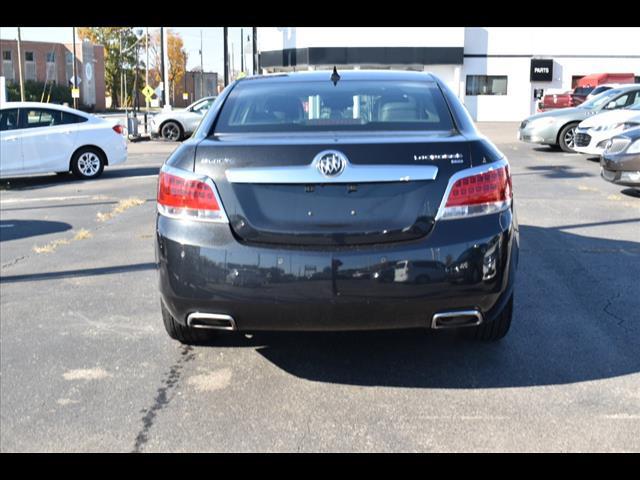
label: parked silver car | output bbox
[518,85,640,152]
[150,96,217,141]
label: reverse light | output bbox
[439,161,512,220]
[157,166,228,222]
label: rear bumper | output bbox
[156,209,519,331]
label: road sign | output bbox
[71,88,80,99]
[182,92,188,100]
[69,76,82,86]
[142,85,154,98]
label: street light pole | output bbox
[72,27,78,109]
[16,27,25,101]
[200,29,204,99]
[145,27,149,110]
[252,27,258,75]
[240,28,244,73]
[223,27,229,86]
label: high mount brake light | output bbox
[157,168,228,223]
[439,163,512,220]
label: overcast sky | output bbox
[1,27,255,77]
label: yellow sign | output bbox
[237,71,247,79]
[142,85,155,102]
[183,92,189,100]
[71,88,80,99]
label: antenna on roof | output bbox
[330,66,341,86]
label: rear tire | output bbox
[558,123,579,153]
[463,294,513,341]
[161,302,214,344]
[71,147,105,179]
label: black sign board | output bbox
[531,59,553,82]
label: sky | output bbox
[0,27,255,78]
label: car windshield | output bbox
[215,80,455,133]
[579,89,625,109]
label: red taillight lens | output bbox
[157,170,227,222]
[113,124,124,135]
[441,165,512,219]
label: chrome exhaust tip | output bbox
[431,309,483,329]
[187,312,236,331]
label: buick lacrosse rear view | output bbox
[155,70,519,344]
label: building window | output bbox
[2,50,14,81]
[25,51,36,81]
[466,75,508,96]
[635,76,640,84]
[46,52,55,63]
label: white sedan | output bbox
[574,103,640,156]
[149,96,216,141]
[0,102,127,180]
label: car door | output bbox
[19,108,79,175]
[0,108,23,176]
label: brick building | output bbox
[0,39,106,110]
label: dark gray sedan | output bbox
[600,126,640,188]
[518,85,640,152]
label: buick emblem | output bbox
[315,151,347,178]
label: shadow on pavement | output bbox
[193,224,639,389]
[0,167,159,191]
[620,188,640,199]
[0,262,156,283]
[0,219,72,242]
[526,165,594,179]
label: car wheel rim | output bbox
[78,152,100,176]
[564,128,576,149]
[163,124,179,141]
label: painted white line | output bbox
[0,195,94,204]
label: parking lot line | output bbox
[0,195,94,204]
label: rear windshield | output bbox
[215,80,455,133]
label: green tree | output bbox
[78,27,142,108]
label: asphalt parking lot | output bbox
[1,123,639,452]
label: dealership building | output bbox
[256,27,640,121]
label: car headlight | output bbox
[593,122,639,132]
[626,139,640,154]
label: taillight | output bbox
[157,168,228,222]
[439,162,512,220]
[113,124,124,135]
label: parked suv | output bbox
[156,70,519,344]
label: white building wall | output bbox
[258,27,464,50]
[463,27,640,121]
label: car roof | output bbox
[0,101,91,117]
[237,69,438,84]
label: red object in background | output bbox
[538,73,636,112]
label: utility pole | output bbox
[240,28,244,73]
[200,29,204,99]
[161,27,170,110]
[145,27,149,109]
[119,30,123,108]
[252,27,258,75]
[16,27,25,101]
[223,27,229,86]
[72,27,78,109]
